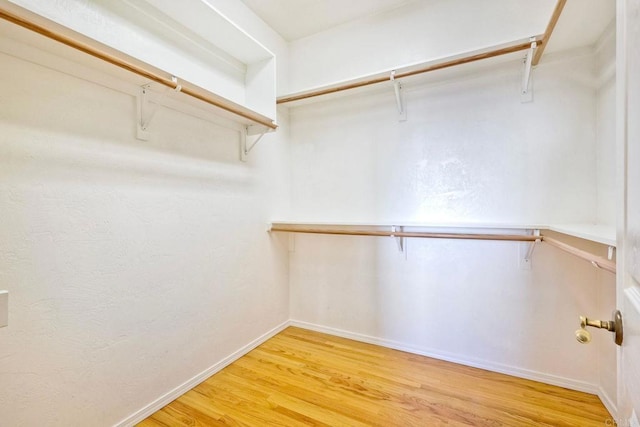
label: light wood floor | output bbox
[138,327,611,426]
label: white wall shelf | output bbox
[270,221,616,246]
[276,37,540,107]
[2,0,277,130]
[548,223,616,247]
[269,222,542,243]
[270,220,544,230]
[276,0,569,107]
[270,221,617,273]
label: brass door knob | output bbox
[575,310,623,346]
[575,327,591,344]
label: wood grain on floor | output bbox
[138,326,611,426]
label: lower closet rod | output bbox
[541,236,616,274]
[269,226,539,242]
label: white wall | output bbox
[290,234,603,389]
[287,51,608,391]
[597,81,617,225]
[0,2,291,425]
[596,24,617,227]
[0,0,621,423]
[290,53,597,224]
[598,270,618,410]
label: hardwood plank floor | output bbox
[138,327,611,426]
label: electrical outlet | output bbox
[0,291,7,328]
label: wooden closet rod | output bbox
[541,236,616,274]
[277,38,544,104]
[269,225,540,242]
[277,0,566,105]
[271,224,616,272]
[0,3,278,130]
[533,0,567,65]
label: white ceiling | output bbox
[545,0,615,53]
[240,0,411,41]
[243,0,615,51]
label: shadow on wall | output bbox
[290,232,602,386]
[0,44,290,425]
[0,50,254,179]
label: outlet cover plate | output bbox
[0,290,8,328]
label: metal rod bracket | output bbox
[391,226,405,253]
[137,77,182,140]
[240,125,272,161]
[390,71,407,122]
[523,229,541,266]
[521,37,537,102]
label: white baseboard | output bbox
[114,320,291,427]
[290,320,600,395]
[598,386,618,419]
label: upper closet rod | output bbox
[0,2,278,130]
[278,0,566,105]
[277,38,544,104]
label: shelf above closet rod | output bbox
[269,224,539,242]
[276,35,543,104]
[277,37,544,104]
[277,0,566,105]
[0,2,277,130]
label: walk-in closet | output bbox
[1,1,639,425]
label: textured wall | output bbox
[595,26,617,227]
[289,54,597,224]
[0,9,291,427]
[287,52,610,391]
[0,1,620,424]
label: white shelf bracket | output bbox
[390,70,407,122]
[607,246,615,260]
[521,38,537,102]
[240,124,271,161]
[137,76,182,140]
[391,225,405,253]
[524,229,541,263]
